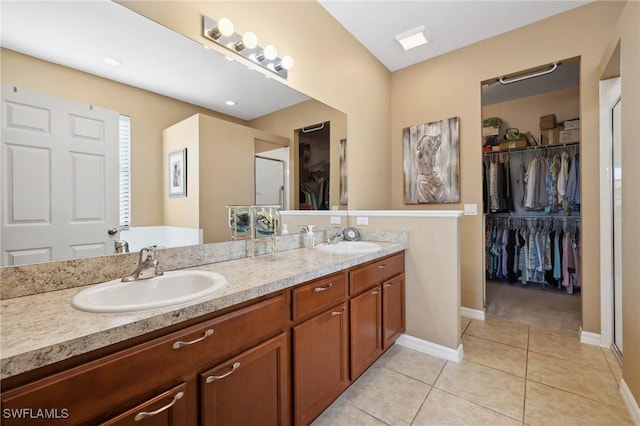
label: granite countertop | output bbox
[0,242,406,379]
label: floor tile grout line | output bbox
[463,332,529,353]
[526,347,615,373]
[342,399,392,425]
[430,385,526,423]
[408,382,435,425]
[524,377,628,411]
[522,325,530,425]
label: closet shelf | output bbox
[483,141,579,156]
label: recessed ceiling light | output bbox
[103,56,122,66]
[395,26,429,51]
[225,100,237,106]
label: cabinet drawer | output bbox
[349,252,404,295]
[100,382,187,425]
[292,272,347,321]
[0,293,287,425]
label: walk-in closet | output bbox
[297,122,330,210]
[481,59,582,333]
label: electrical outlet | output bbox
[464,204,478,215]
[330,216,341,224]
[356,216,369,226]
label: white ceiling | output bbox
[318,0,592,72]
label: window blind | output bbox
[119,115,131,230]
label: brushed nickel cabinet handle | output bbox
[371,290,380,295]
[377,264,387,269]
[331,308,345,316]
[314,283,333,292]
[172,329,213,349]
[384,283,393,288]
[206,362,241,383]
[134,391,184,421]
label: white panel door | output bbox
[1,85,119,266]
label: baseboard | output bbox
[460,307,485,320]
[620,379,640,425]
[579,327,604,347]
[396,334,464,363]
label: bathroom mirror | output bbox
[0,1,347,266]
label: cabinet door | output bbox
[100,383,187,426]
[382,274,405,350]
[200,333,289,426]
[293,303,348,425]
[350,285,382,380]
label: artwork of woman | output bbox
[402,116,460,204]
[415,134,448,203]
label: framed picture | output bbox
[168,148,187,197]
[403,117,460,204]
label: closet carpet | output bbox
[485,280,581,335]
[312,317,630,425]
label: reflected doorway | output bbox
[297,122,330,210]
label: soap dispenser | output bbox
[304,225,316,249]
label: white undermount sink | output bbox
[72,270,229,313]
[316,241,382,254]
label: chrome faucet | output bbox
[327,227,344,245]
[122,247,163,282]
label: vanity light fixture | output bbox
[202,16,293,80]
[395,25,429,51]
[234,32,258,52]
[208,17,234,40]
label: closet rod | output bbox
[498,62,560,85]
[301,122,325,133]
[483,141,579,156]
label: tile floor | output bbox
[312,317,632,426]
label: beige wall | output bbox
[164,114,289,243]
[118,0,391,210]
[482,87,580,139]
[347,215,461,349]
[1,48,244,227]
[390,2,625,338]
[250,99,347,210]
[163,115,200,228]
[604,0,640,408]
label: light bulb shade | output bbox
[263,44,278,61]
[242,32,258,49]
[280,56,294,70]
[217,18,234,37]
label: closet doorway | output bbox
[296,122,330,210]
[481,59,582,334]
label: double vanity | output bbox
[0,236,407,425]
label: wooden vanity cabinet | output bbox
[290,271,349,425]
[0,293,288,425]
[99,383,188,426]
[200,332,290,426]
[348,252,405,380]
[1,250,406,426]
[349,285,383,379]
[382,273,406,349]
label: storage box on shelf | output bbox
[539,114,557,130]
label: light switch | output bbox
[356,216,369,225]
[464,204,478,215]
